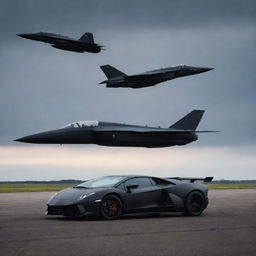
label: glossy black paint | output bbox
[15,126,198,147]
[17,32,102,53]
[46,175,209,218]
[15,110,216,148]
[100,64,213,88]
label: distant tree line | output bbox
[207,179,256,184]
[0,180,84,184]
[0,179,256,184]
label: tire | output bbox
[184,191,206,216]
[100,195,123,220]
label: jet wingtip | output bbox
[195,130,219,133]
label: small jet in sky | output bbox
[15,110,216,148]
[99,64,213,88]
[17,32,103,53]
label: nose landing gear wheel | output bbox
[100,195,123,220]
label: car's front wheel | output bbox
[184,191,206,216]
[100,195,123,220]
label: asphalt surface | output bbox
[0,189,255,256]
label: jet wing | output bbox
[94,126,165,133]
[125,73,163,82]
[125,68,177,82]
[93,126,217,133]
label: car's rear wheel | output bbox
[184,191,206,216]
[100,195,123,220]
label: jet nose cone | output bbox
[17,33,34,39]
[14,138,23,142]
[14,131,52,143]
[197,67,214,73]
[13,130,67,144]
[14,135,37,143]
[17,33,27,38]
[202,67,214,72]
[187,66,213,75]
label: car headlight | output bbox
[78,192,95,201]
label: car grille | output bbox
[47,205,81,216]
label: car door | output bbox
[123,177,162,212]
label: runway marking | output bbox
[1,226,255,244]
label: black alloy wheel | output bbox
[184,191,206,216]
[100,195,123,220]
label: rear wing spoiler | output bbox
[167,177,214,183]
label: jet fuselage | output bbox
[15,125,198,148]
[15,110,215,148]
[18,32,101,53]
[100,65,213,88]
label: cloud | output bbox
[1,0,256,37]
[0,145,255,180]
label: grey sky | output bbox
[0,1,255,180]
[1,1,256,32]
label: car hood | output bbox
[48,187,103,205]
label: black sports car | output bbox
[46,175,213,220]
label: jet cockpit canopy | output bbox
[62,120,99,129]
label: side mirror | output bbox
[126,183,139,193]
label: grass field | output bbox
[0,183,256,193]
[207,184,256,190]
[0,183,79,193]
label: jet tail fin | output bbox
[79,32,94,43]
[100,65,127,79]
[170,110,205,130]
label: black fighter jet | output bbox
[15,110,216,148]
[46,175,213,219]
[17,32,103,53]
[99,64,213,88]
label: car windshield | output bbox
[76,176,125,188]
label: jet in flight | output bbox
[15,110,216,148]
[99,64,213,88]
[17,32,103,53]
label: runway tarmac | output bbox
[0,189,255,256]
